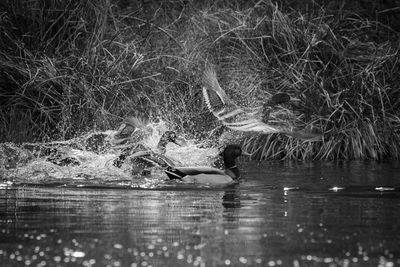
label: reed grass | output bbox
[0,0,399,160]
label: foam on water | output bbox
[0,120,220,188]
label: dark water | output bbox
[1,161,400,267]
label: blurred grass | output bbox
[0,0,399,160]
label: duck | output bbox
[202,67,322,140]
[113,130,186,175]
[154,131,186,154]
[164,144,247,185]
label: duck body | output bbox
[166,166,237,184]
[165,144,243,185]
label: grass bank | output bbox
[0,0,399,160]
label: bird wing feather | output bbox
[202,67,282,134]
[202,67,323,140]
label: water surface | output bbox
[1,161,399,267]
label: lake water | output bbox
[1,161,400,267]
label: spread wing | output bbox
[203,67,284,134]
[202,67,322,140]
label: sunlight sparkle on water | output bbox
[283,187,299,191]
[1,158,400,266]
[375,187,395,191]
[329,186,344,192]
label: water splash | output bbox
[165,141,218,167]
[0,120,220,188]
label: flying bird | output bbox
[202,67,322,140]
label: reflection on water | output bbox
[1,161,400,266]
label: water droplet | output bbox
[177,252,184,260]
[375,187,394,191]
[187,254,193,263]
[330,186,343,191]
[71,251,85,258]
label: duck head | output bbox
[223,144,249,180]
[223,144,243,166]
[157,131,187,154]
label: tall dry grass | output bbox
[0,0,399,160]
[0,0,151,141]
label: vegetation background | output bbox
[0,0,399,160]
